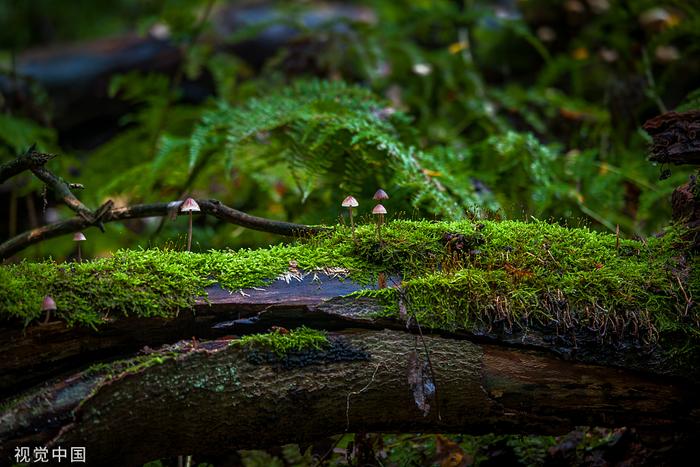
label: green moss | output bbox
[230,326,329,357]
[85,351,178,379]
[1,219,697,351]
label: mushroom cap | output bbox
[373,189,389,201]
[42,295,57,311]
[341,195,359,207]
[73,232,86,242]
[372,204,387,215]
[180,197,201,212]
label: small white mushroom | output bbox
[41,295,57,324]
[341,196,359,241]
[372,204,387,243]
[180,198,201,252]
[373,189,389,201]
[73,231,86,262]
[372,204,387,215]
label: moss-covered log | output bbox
[0,274,374,396]
[2,329,698,465]
[2,219,700,395]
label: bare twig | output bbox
[0,147,55,184]
[0,199,322,260]
[30,166,95,222]
[346,362,386,431]
[0,149,322,259]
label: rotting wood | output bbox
[643,110,700,166]
[1,330,697,465]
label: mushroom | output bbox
[73,232,86,262]
[180,198,200,252]
[41,295,56,324]
[372,203,387,243]
[341,195,359,241]
[373,189,389,202]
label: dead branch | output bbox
[643,110,700,165]
[0,150,324,259]
[0,199,322,259]
[0,148,55,184]
[29,166,95,222]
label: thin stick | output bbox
[399,287,442,421]
[412,315,442,421]
[346,362,385,431]
[0,147,55,184]
[187,211,193,252]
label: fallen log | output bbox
[0,273,372,397]
[1,329,698,465]
[2,269,697,398]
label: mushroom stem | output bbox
[77,244,81,263]
[349,207,355,241]
[187,211,193,252]
[43,309,51,324]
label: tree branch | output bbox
[29,166,95,222]
[0,198,323,260]
[0,148,55,184]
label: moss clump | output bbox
[85,351,178,379]
[230,326,330,357]
[0,219,697,351]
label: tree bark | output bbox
[643,110,700,166]
[1,328,698,465]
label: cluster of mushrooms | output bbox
[342,188,389,242]
[342,189,391,289]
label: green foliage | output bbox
[231,327,329,357]
[150,78,478,218]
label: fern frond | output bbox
[185,78,480,218]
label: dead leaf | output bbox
[504,263,533,279]
[435,435,473,467]
[408,350,433,416]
